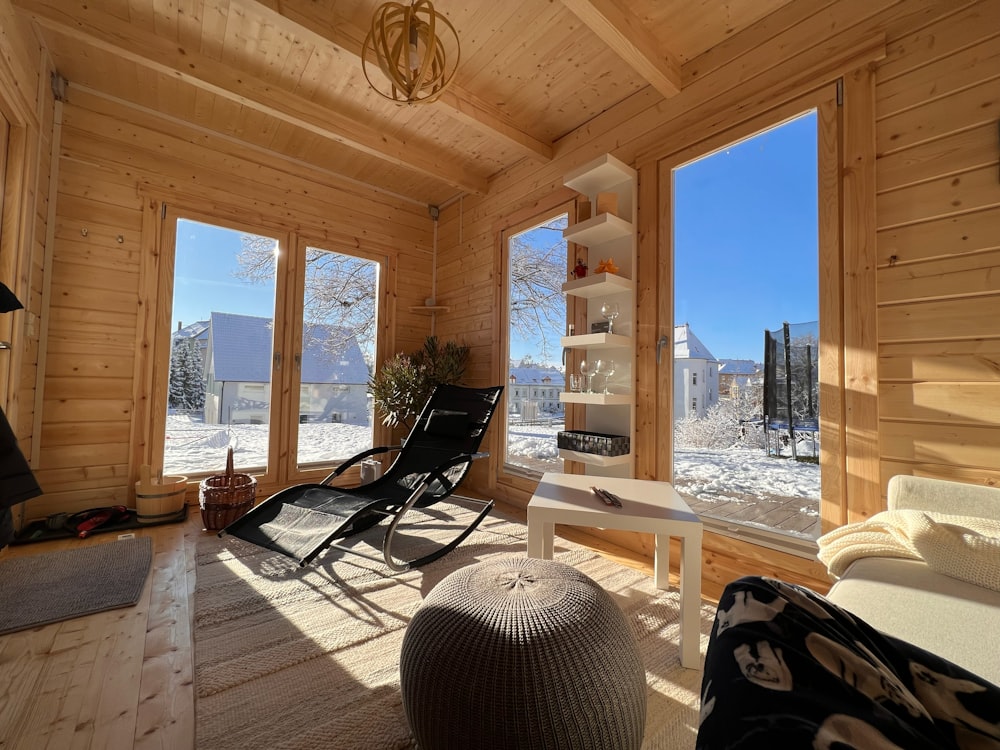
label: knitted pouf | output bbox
[400,556,647,750]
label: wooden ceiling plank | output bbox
[559,0,682,99]
[16,0,487,195]
[243,0,553,162]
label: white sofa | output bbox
[826,475,1000,686]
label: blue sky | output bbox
[674,111,818,361]
[173,111,818,366]
[171,221,277,329]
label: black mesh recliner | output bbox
[219,384,504,571]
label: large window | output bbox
[658,84,841,554]
[502,211,569,475]
[155,211,382,485]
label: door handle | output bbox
[656,335,669,365]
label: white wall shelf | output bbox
[559,392,632,406]
[561,153,637,479]
[561,272,634,299]
[564,153,636,196]
[562,212,633,246]
[560,333,631,350]
[557,448,633,467]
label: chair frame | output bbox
[219,384,503,572]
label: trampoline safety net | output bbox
[763,321,819,459]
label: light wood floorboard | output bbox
[0,501,686,749]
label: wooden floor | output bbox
[0,501,711,749]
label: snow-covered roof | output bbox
[718,358,760,375]
[674,324,718,362]
[173,320,209,341]
[508,364,563,384]
[207,312,368,385]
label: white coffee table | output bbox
[527,472,704,669]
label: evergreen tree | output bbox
[168,338,205,411]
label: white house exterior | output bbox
[718,358,762,400]
[674,323,720,419]
[507,364,564,422]
[202,312,369,426]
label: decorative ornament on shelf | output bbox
[594,257,619,275]
[572,258,588,279]
[362,0,461,105]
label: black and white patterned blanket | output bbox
[697,576,1000,749]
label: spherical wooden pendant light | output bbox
[362,0,460,105]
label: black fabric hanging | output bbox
[0,282,24,313]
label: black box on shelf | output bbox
[590,321,611,334]
[557,430,630,457]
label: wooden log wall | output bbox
[0,1,53,535]
[438,0,999,592]
[20,85,434,522]
[874,2,1000,491]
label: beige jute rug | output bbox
[193,504,716,749]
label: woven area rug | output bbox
[194,506,717,749]
[0,536,152,635]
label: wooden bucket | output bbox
[135,465,188,524]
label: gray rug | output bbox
[0,536,153,635]
[194,506,717,750]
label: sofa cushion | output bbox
[828,557,1000,686]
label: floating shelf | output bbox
[563,212,633,246]
[560,333,631,349]
[563,153,636,197]
[559,392,633,406]
[561,272,634,299]
[558,448,633,467]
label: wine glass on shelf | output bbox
[601,359,616,395]
[579,360,594,393]
[592,359,605,394]
[600,301,620,334]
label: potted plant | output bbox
[369,336,470,432]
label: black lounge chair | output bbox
[219,384,504,571]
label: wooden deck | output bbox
[680,490,821,540]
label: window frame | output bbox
[495,199,575,491]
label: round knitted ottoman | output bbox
[400,556,647,750]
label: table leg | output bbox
[527,516,554,559]
[653,533,669,590]
[678,531,703,669]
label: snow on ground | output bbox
[165,415,820,508]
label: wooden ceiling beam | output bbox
[560,0,681,99]
[16,0,489,195]
[244,0,553,163]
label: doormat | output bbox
[0,536,153,635]
[11,504,188,545]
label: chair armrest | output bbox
[888,475,1000,520]
[320,444,403,485]
[417,452,489,496]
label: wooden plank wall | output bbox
[438,0,994,591]
[874,1,1000,491]
[0,1,52,534]
[21,86,434,521]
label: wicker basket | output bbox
[199,447,257,531]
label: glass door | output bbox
[292,242,381,470]
[156,211,285,482]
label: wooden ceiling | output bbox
[14,0,795,206]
